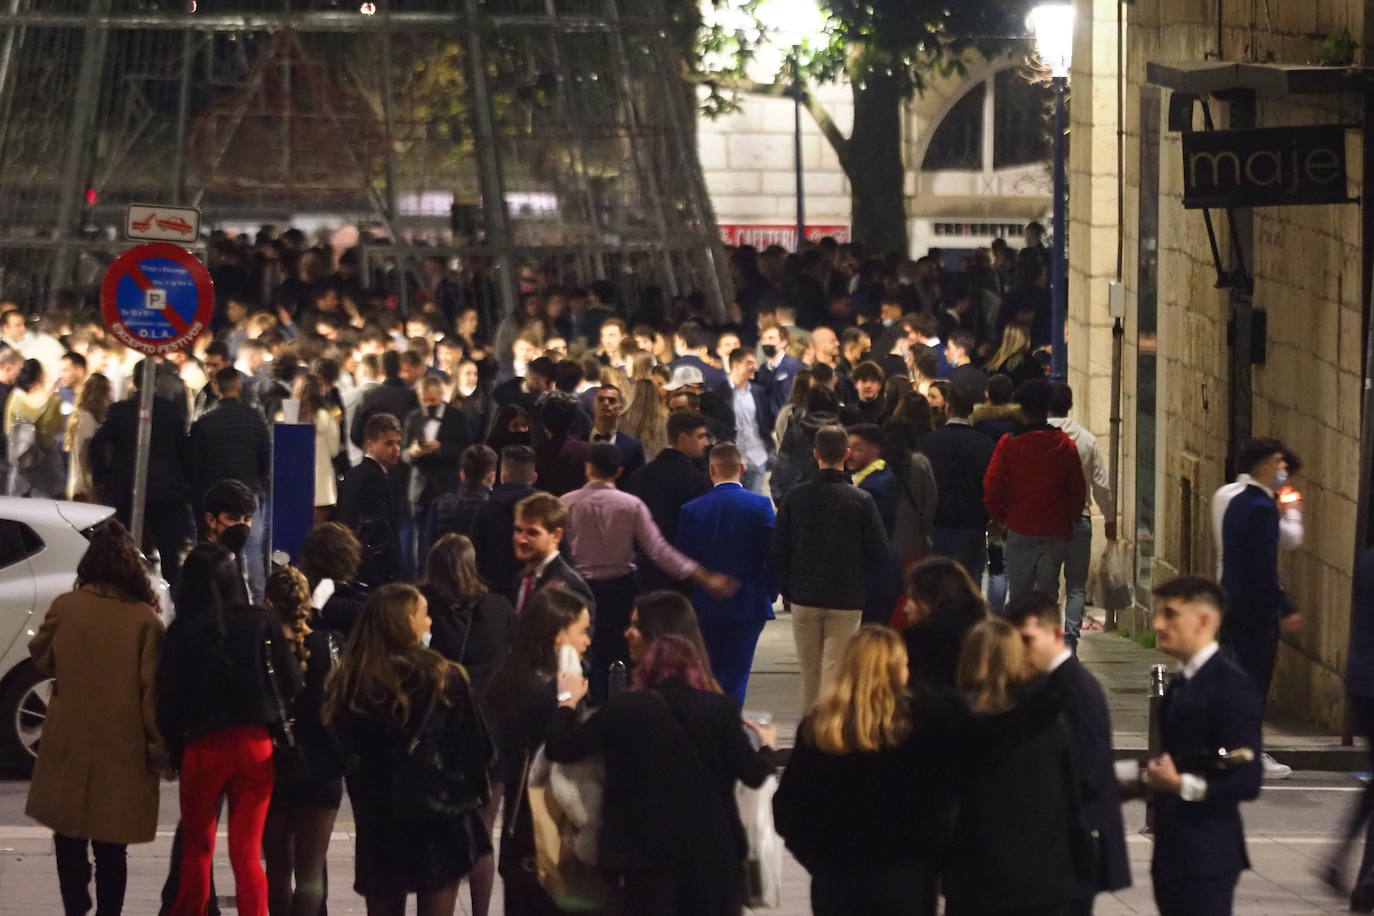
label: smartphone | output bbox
[557,644,582,677]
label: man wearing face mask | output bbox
[755,323,804,416]
[200,479,257,557]
[1214,437,1304,781]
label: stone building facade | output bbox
[1070,0,1371,728]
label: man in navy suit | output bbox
[1141,576,1263,916]
[675,443,777,704]
[583,383,645,482]
[1218,438,1303,783]
[724,348,774,495]
[755,323,805,415]
[1011,591,1130,914]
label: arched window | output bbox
[921,67,1053,173]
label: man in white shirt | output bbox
[727,348,771,495]
[1049,383,1116,651]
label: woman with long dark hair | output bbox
[65,372,111,501]
[899,557,989,691]
[882,395,939,578]
[546,636,777,915]
[26,521,165,916]
[484,587,591,916]
[771,368,813,449]
[484,404,532,458]
[420,533,516,916]
[6,357,63,496]
[157,542,301,916]
[770,384,841,503]
[622,589,720,692]
[325,583,494,916]
[262,565,344,916]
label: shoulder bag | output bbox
[387,680,489,822]
[264,638,309,784]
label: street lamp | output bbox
[756,0,825,252]
[1029,3,1074,381]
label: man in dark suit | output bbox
[1219,438,1304,711]
[584,383,645,481]
[403,376,471,559]
[472,445,540,602]
[723,348,774,495]
[511,491,595,616]
[755,323,805,415]
[336,413,403,587]
[350,350,420,575]
[675,444,776,705]
[88,360,193,584]
[668,322,729,396]
[1009,591,1130,914]
[623,410,713,591]
[1142,576,1264,916]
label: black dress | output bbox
[269,629,344,811]
[332,672,493,897]
[420,586,516,701]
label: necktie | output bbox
[519,572,536,612]
[593,433,612,443]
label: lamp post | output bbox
[757,0,824,252]
[791,45,805,252]
[1029,3,1075,382]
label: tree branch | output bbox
[685,71,852,171]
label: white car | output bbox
[0,497,170,772]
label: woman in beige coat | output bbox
[25,521,166,916]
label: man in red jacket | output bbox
[983,379,1086,603]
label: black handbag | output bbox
[387,684,490,823]
[264,638,310,784]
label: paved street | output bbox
[0,622,1365,914]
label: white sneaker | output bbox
[1262,752,1293,780]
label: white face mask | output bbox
[1274,469,1289,487]
[457,382,477,398]
[421,631,433,648]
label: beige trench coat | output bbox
[25,586,166,844]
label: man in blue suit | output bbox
[1143,576,1263,916]
[756,323,806,415]
[675,442,777,704]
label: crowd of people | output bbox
[2,222,1319,916]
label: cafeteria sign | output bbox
[1182,125,1349,209]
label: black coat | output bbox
[923,419,996,530]
[349,376,419,448]
[1153,650,1263,880]
[774,468,890,610]
[336,457,400,586]
[773,697,960,876]
[89,395,192,511]
[945,680,1092,911]
[402,404,471,509]
[420,586,516,701]
[512,553,596,620]
[275,629,345,796]
[188,396,272,502]
[544,680,774,871]
[156,603,301,766]
[622,448,712,546]
[470,482,538,600]
[1049,656,1131,896]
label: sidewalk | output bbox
[744,610,1352,764]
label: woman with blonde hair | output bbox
[325,583,494,916]
[628,349,657,383]
[774,626,959,915]
[621,377,668,460]
[65,372,111,500]
[984,322,1045,389]
[946,616,1087,915]
[293,373,341,521]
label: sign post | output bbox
[100,242,213,551]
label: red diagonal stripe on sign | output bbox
[127,264,191,336]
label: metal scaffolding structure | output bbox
[0,0,731,318]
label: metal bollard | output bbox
[1143,663,1168,835]
[608,660,627,698]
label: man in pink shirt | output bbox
[562,443,736,699]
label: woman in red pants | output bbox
[157,543,302,916]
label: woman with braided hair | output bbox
[262,565,345,916]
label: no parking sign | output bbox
[100,242,213,354]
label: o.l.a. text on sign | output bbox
[125,203,201,243]
[1182,125,1351,209]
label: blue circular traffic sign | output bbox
[100,242,214,355]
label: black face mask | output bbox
[220,523,251,555]
[760,344,777,359]
[507,431,532,447]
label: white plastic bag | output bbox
[1096,540,1131,612]
[736,774,783,909]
